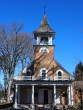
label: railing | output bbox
[14,76,73,81]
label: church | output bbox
[13,14,74,109]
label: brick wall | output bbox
[33,45,69,77]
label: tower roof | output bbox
[34,14,55,34]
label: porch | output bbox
[14,84,74,109]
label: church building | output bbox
[13,14,74,109]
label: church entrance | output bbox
[44,90,48,104]
[38,89,49,104]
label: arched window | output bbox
[39,47,49,53]
[56,69,63,80]
[40,68,48,79]
[27,69,32,76]
[58,71,62,76]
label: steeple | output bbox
[34,14,55,45]
[40,14,48,26]
[34,14,55,35]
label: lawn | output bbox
[0,103,13,110]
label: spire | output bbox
[34,14,55,33]
[34,14,55,40]
[40,14,48,26]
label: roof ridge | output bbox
[54,59,73,76]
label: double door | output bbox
[39,89,52,104]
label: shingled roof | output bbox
[34,14,55,33]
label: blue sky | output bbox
[0,0,83,84]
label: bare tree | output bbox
[0,22,34,102]
[0,82,4,100]
[0,82,3,91]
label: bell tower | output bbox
[33,14,56,76]
[34,14,55,45]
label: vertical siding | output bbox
[20,86,32,104]
[27,89,32,104]
[38,89,44,104]
[48,90,52,104]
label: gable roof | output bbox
[55,60,73,77]
[14,59,73,80]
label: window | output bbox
[39,47,49,53]
[58,71,62,79]
[42,70,46,78]
[58,71,62,76]
[40,68,48,79]
[56,70,63,80]
[27,69,32,76]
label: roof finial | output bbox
[44,6,46,15]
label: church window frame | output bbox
[40,68,48,79]
[26,69,32,76]
[56,69,63,80]
[39,47,49,53]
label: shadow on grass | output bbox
[0,103,13,110]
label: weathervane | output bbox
[44,6,46,15]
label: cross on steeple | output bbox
[44,6,46,15]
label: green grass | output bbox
[0,103,11,105]
[0,103,13,110]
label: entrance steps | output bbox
[15,104,80,110]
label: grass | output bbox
[0,103,13,110]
